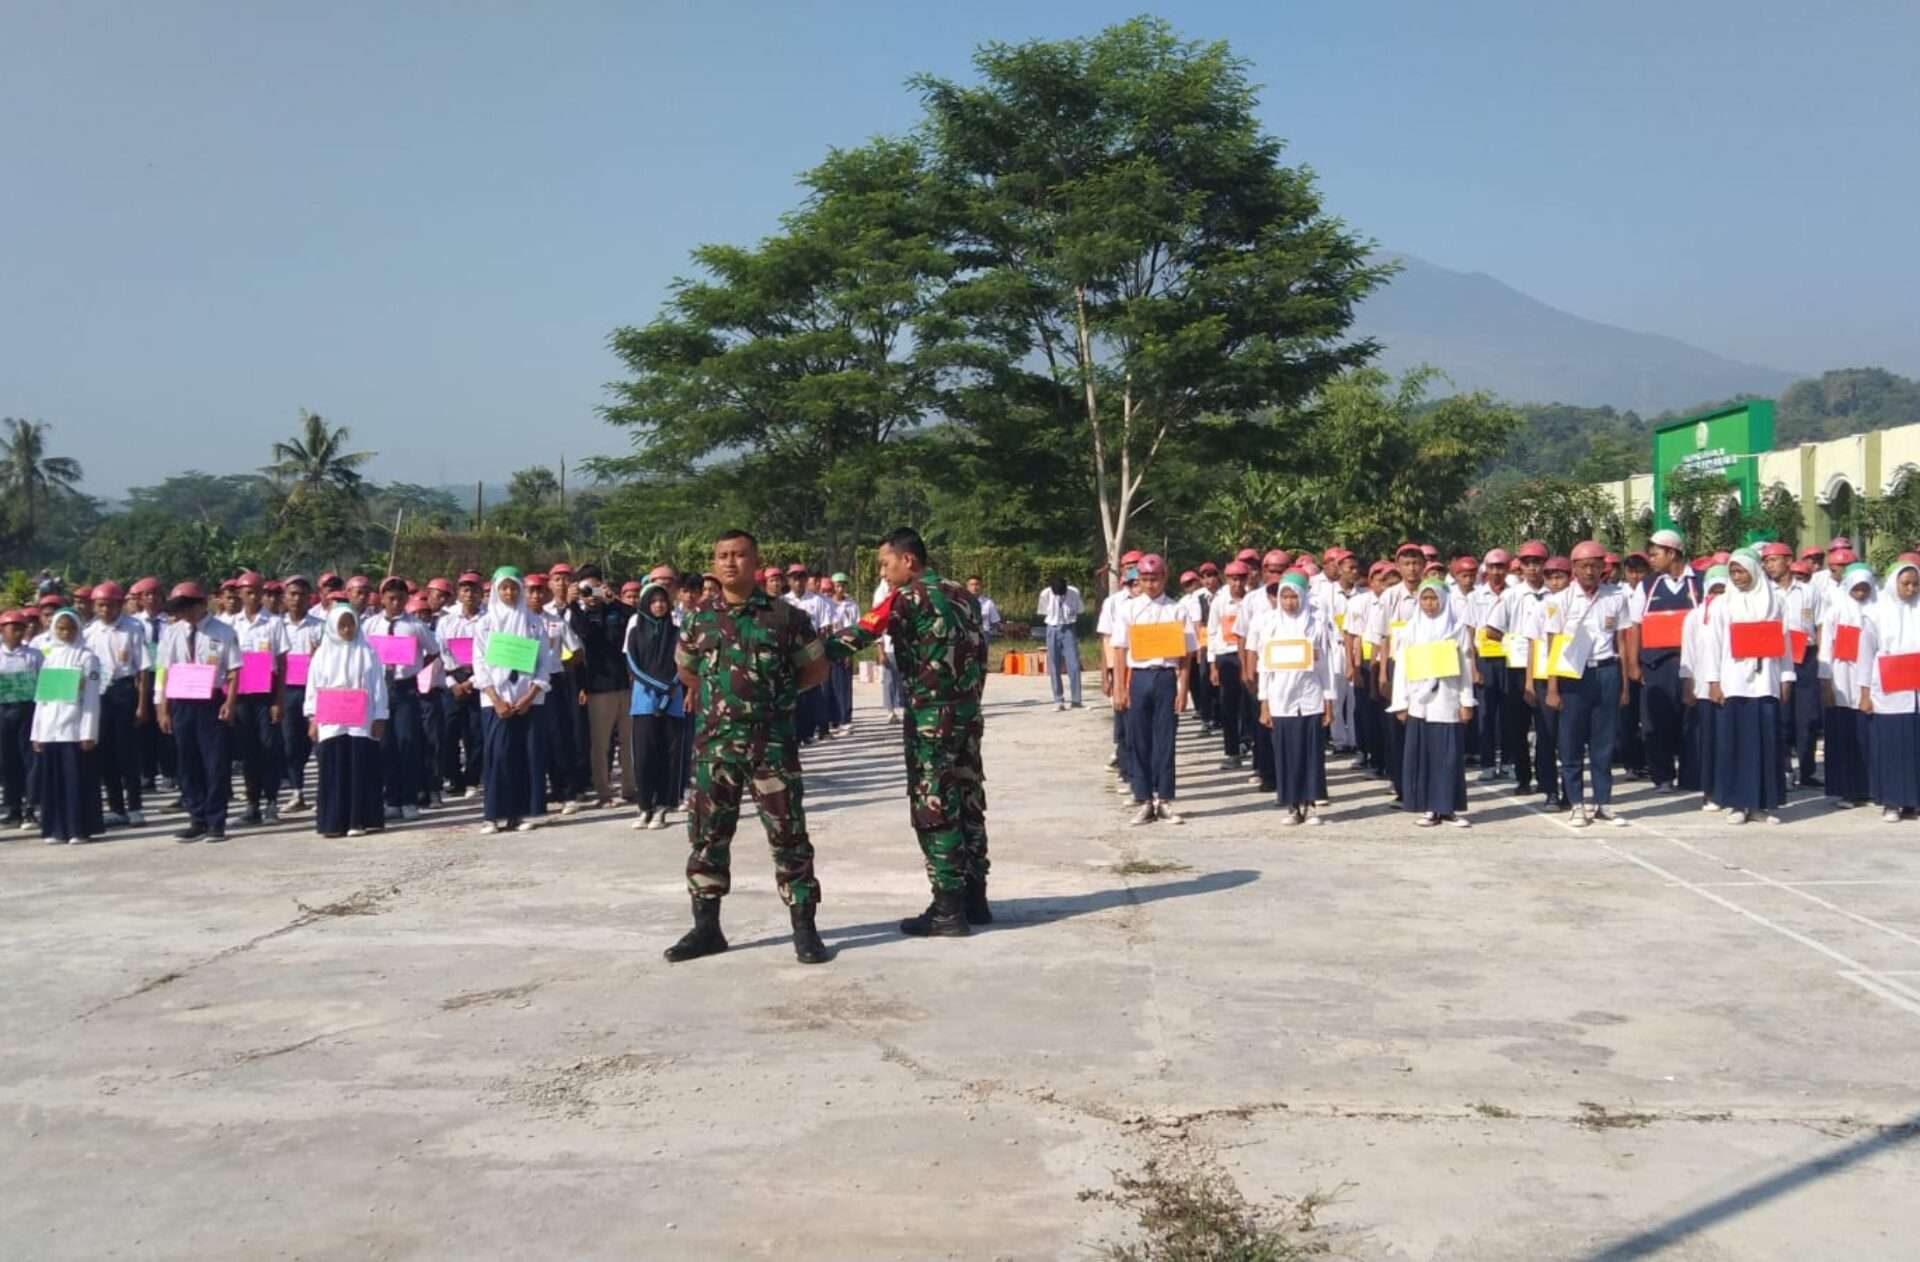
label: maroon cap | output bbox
[1544,555,1573,574]
[1759,542,1793,559]
[73,584,94,601]
[168,581,207,604]
[427,577,456,596]
[526,572,549,588]
[1450,555,1477,575]
[1483,548,1512,566]
[234,570,263,588]
[1569,541,1607,562]
[91,580,126,602]
[345,575,372,591]
[0,609,25,627]
[1516,540,1549,560]
[1394,541,1423,558]
[37,592,64,607]
[1135,553,1167,577]
[1121,549,1145,564]
[1179,569,1199,583]
[1223,560,1251,577]
[1197,562,1219,575]
[128,576,161,596]
[785,563,807,575]
[457,571,484,586]
[282,573,311,589]
[1234,548,1259,563]
[549,562,574,576]
[1789,560,1813,576]
[379,575,408,592]
[1261,549,1290,570]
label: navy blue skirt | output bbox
[1402,717,1467,816]
[1713,696,1784,811]
[316,735,385,835]
[37,742,103,841]
[1823,705,1871,802]
[1270,713,1326,808]
[1870,710,1920,809]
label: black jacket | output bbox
[566,599,635,693]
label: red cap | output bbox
[427,577,455,596]
[457,571,484,586]
[526,572,549,588]
[128,576,161,596]
[91,580,126,602]
[1603,552,1620,566]
[317,571,339,587]
[1801,545,1824,560]
[1516,540,1549,560]
[1424,561,1445,575]
[73,584,94,600]
[234,570,263,588]
[1136,553,1167,577]
[1831,548,1857,564]
[0,609,24,627]
[1234,548,1259,563]
[219,579,238,592]
[1450,555,1477,575]
[1828,536,1852,550]
[168,581,207,604]
[281,574,311,589]
[404,580,418,595]
[36,593,62,607]
[1419,544,1440,559]
[1544,555,1572,574]
[1121,550,1144,565]
[1179,569,1199,583]
[1712,550,1730,564]
[549,562,574,576]
[345,575,372,591]
[1197,562,1219,575]
[1483,548,1512,566]
[622,580,643,594]
[1223,560,1251,577]
[1395,541,1423,557]
[1759,542,1793,559]
[1789,560,1813,576]
[785,563,807,575]
[1368,560,1395,577]
[1899,551,1920,566]
[1690,557,1711,573]
[379,576,407,593]
[761,567,781,580]
[1261,549,1290,570]
[1570,541,1607,562]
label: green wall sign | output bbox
[1651,400,1775,535]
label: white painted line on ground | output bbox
[1683,879,1920,889]
[1482,785,1920,1024]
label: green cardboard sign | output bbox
[483,633,539,673]
[34,667,81,704]
[0,672,35,703]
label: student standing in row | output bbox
[625,577,685,831]
[1393,578,1475,828]
[1037,575,1085,712]
[1818,562,1876,809]
[306,603,389,838]
[525,574,584,814]
[1464,552,1511,782]
[1207,560,1250,770]
[1701,548,1792,825]
[474,568,553,834]
[84,580,149,827]
[1368,544,1426,803]
[1679,565,1729,809]
[279,575,326,813]
[1113,554,1195,826]
[370,576,438,822]
[1098,554,1141,793]
[155,582,242,843]
[0,609,40,830]
[436,572,488,801]
[32,609,105,845]
[1861,559,1920,821]
[1250,572,1331,825]
[1631,529,1698,794]
[229,572,289,825]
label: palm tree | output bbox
[0,418,84,548]
[263,409,375,517]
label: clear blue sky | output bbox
[5,0,1915,495]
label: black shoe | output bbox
[664,896,728,963]
[205,826,227,843]
[964,875,993,926]
[789,903,831,965]
[241,808,263,826]
[899,889,970,938]
[1799,776,1823,788]
[174,822,207,843]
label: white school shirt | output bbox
[1095,590,1129,639]
[229,607,291,662]
[1366,584,1421,653]
[1112,593,1198,669]
[83,614,149,683]
[1387,623,1476,721]
[1244,605,1331,716]
[1036,587,1083,627]
[1464,583,1510,643]
[473,618,557,708]
[1698,594,1796,698]
[30,642,103,743]
[1862,592,1920,717]
[1818,598,1873,708]
[1206,589,1245,657]
[535,607,583,663]
[976,595,1003,637]
[281,611,327,676]
[367,611,439,682]
[1343,589,1377,651]
[1542,581,1632,665]
[437,608,488,680]
[155,615,244,682]
[1779,581,1816,652]
[825,596,859,633]
[0,642,43,695]
[304,639,391,741]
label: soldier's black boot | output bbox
[664,896,728,963]
[963,875,993,925]
[899,889,970,937]
[790,903,831,965]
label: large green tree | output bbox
[598,138,959,571]
[915,17,1390,578]
[0,417,84,555]
[263,409,375,518]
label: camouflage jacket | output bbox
[675,589,824,731]
[827,569,985,715]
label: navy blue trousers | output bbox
[171,698,232,829]
[36,742,103,841]
[98,679,144,814]
[1557,660,1621,807]
[1499,663,1535,790]
[481,707,546,823]
[544,694,581,802]
[440,689,482,791]
[1476,654,1507,767]
[315,735,384,835]
[1126,668,1178,802]
[234,694,283,811]
[1214,657,1246,759]
[280,685,312,796]
[381,688,423,809]
[0,701,32,818]
[1639,652,1684,788]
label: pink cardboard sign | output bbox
[285,652,311,687]
[164,662,217,701]
[416,659,441,695]
[237,651,274,695]
[447,636,474,666]
[314,687,369,726]
[368,634,415,667]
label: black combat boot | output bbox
[963,875,993,925]
[663,896,728,963]
[899,889,970,937]
[790,903,831,965]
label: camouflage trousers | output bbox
[902,704,988,893]
[685,721,818,906]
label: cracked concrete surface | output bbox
[3,676,1919,1259]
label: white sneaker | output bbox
[43,835,62,845]
[462,787,480,800]
[1116,781,1132,796]
[1592,810,1625,828]
[346,828,367,837]
[1885,808,1903,823]
[18,819,34,831]
[401,805,420,821]
[650,812,669,830]
[104,811,130,826]
[515,820,537,832]
[1056,702,1067,712]
[1763,813,1783,826]
[126,809,147,826]
[1416,812,1439,828]
[1447,815,1471,828]
[1725,807,1746,824]
[1568,807,1590,829]
[632,811,651,831]
[1129,803,1156,826]
[479,821,500,835]
[68,836,91,845]
[560,800,578,816]
[1245,773,1262,785]
[1700,799,1717,812]
[384,805,402,821]
[1155,802,1184,826]
[1280,808,1302,827]
[287,796,308,813]
[1303,811,1324,827]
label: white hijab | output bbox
[1870,561,1920,656]
[40,609,94,673]
[1830,563,1876,630]
[1404,579,1458,700]
[1723,549,1780,624]
[309,604,378,691]
[483,572,535,641]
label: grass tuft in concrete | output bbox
[1080,1154,1335,1260]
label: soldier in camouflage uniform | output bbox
[826,527,990,937]
[664,529,832,965]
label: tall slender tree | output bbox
[0,417,84,552]
[263,410,375,517]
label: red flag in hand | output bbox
[859,591,896,636]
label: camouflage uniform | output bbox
[675,589,825,906]
[827,570,987,892]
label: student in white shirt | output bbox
[1767,546,1822,788]
[30,608,105,845]
[1390,578,1475,827]
[278,576,327,813]
[1818,562,1876,809]
[475,567,556,834]
[1112,554,1195,825]
[155,581,244,842]
[1699,548,1794,824]
[228,571,291,824]
[436,572,489,800]
[83,579,150,826]
[1249,572,1331,824]
[1036,575,1085,710]
[1542,541,1637,827]
[305,602,390,838]
[1098,555,1142,786]
[823,572,859,733]
[0,608,42,829]
[368,576,441,821]
[1861,558,1920,820]
[525,573,585,811]
[1500,543,1547,795]
[1206,560,1251,769]
[1368,543,1427,803]
[1463,551,1513,783]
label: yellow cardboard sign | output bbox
[1529,633,1583,681]
[1333,612,1345,632]
[1475,625,1505,659]
[1404,639,1460,682]
[1361,639,1375,662]
[1262,638,1312,671]
[1128,619,1187,661]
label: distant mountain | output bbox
[1354,253,1800,412]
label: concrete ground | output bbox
[4,674,1918,1260]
